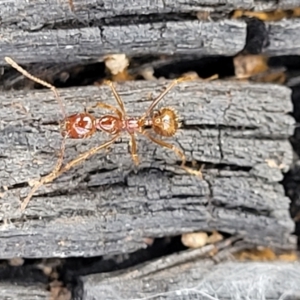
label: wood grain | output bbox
[0,20,246,65]
[0,283,48,300]
[1,18,300,66]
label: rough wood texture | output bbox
[79,259,300,300]
[2,0,300,31]
[267,19,300,55]
[0,80,295,258]
[0,20,246,66]
[1,18,300,66]
[0,0,240,30]
[0,283,48,300]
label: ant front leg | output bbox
[102,80,127,116]
[141,131,203,178]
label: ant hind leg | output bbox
[21,137,67,211]
[141,131,203,178]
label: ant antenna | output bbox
[141,74,218,120]
[4,57,67,118]
[142,76,191,120]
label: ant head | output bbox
[152,107,179,137]
[61,113,97,139]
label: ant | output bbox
[5,57,202,211]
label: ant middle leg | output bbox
[102,80,126,116]
[141,131,203,178]
[86,102,123,119]
[129,133,139,166]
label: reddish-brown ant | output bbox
[5,57,202,211]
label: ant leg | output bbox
[203,74,219,81]
[21,137,67,211]
[141,131,203,178]
[56,134,119,176]
[4,57,66,118]
[21,135,119,211]
[86,102,123,119]
[102,80,126,116]
[129,134,139,166]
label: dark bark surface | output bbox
[2,0,300,30]
[1,19,300,65]
[0,20,246,65]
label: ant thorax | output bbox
[124,118,141,134]
[96,116,143,135]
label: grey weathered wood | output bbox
[0,0,246,30]
[0,20,246,66]
[1,0,300,31]
[0,80,295,258]
[267,19,300,55]
[0,170,295,258]
[1,18,300,66]
[0,283,48,300]
[255,0,300,10]
[79,259,300,300]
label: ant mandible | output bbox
[5,57,201,211]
